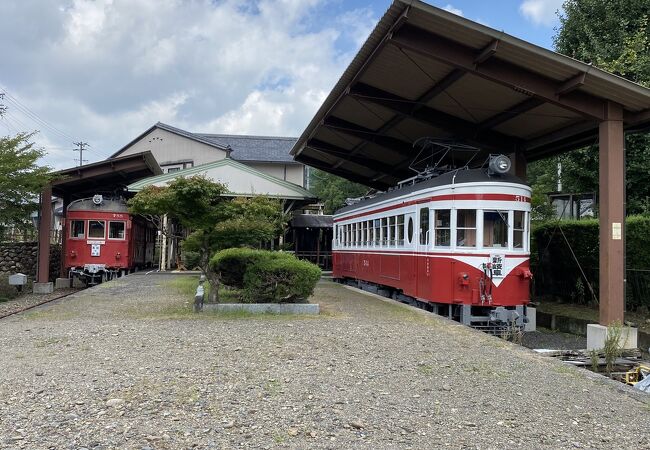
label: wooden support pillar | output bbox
[60,194,71,278]
[598,101,625,325]
[36,185,53,283]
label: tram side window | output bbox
[381,218,388,246]
[483,211,509,248]
[419,208,429,245]
[70,220,85,239]
[88,220,106,239]
[513,211,525,249]
[334,225,338,245]
[396,215,405,245]
[456,210,476,248]
[109,221,126,239]
[388,216,395,246]
[374,219,381,245]
[407,216,414,244]
[434,210,451,247]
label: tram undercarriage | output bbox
[336,277,534,334]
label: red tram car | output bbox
[64,195,156,285]
[332,156,533,330]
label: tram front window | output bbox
[483,211,508,248]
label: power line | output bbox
[0,87,76,141]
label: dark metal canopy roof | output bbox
[51,151,162,199]
[291,0,650,190]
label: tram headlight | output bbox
[488,154,511,175]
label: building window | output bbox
[88,220,106,239]
[70,220,85,239]
[109,221,126,240]
[456,210,476,248]
[434,210,451,247]
[166,167,180,173]
[483,211,509,248]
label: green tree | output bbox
[552,0,650,214]
[0,132,52,235]
[128,176,284,301]
[309,168,370,214]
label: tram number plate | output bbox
[490,254,505,278]
[91,243,101,257]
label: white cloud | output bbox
[442,4,463,17]
[519,0,563,26]
[0,0,378,169]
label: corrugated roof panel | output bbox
[358,44,435,100]
[330,96,390,130]
[356,142,411,165]
[386,118,452,143]
[313,128,363,149]
[429,73,530,123]
[493,103,581,138]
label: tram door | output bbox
[416,207,433,299]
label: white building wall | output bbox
[118,128,228,170]
[246,163,305,187]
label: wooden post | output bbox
[599,101,625,325]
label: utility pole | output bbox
[73,141,89,166]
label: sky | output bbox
[0,0,565,170]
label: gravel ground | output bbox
[522,328,588,350]
[0,288,78,318]
[1,273,649,450]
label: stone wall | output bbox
[0,242,61,281]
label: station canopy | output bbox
[51,151,162,200]
[291,0,650,190]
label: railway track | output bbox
[0,289,81,320]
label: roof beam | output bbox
[296,153,390,189]
[322,116,415,157]
[306,139,404,175]
[523,121,599,159]
[389,24,606,120]
[474,39,499,65]
[349,82,520,152]
[477,97,545,129]
[556,72,587,96]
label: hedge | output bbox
[243,256,322,303]
[210,248,289,288]
[210,248,321,303]
[532,215,650,309]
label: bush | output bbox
[210,248,293,289]
[0,275,20,302]
[210,248,321,303]
[181,250,201,270]
[243,257,321,303]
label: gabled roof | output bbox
[110,122,230,158]
[127,157,315,202]
[194,133,298,163]
[111,122,299,164]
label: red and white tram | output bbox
[332,156,533,330]
[64,195,156,285]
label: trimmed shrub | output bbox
[243,256,321,303]
[210,248,293,289]
[181,250,201,270]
